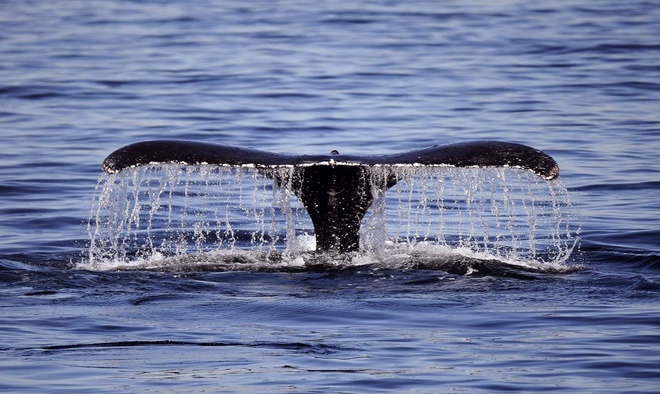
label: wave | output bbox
[76,239,583,278]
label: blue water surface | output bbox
[1,1,659,392]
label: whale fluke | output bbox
[102,140,559,252]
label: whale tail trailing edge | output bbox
[102,140,559,252]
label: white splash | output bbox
[81,164,580,273]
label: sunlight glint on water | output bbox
[84,164,579,270]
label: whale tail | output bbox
[102,140,559,252]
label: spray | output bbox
[84,164,579,271]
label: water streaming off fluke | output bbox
[83,164,580,273]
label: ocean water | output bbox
[1,0,659,392]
